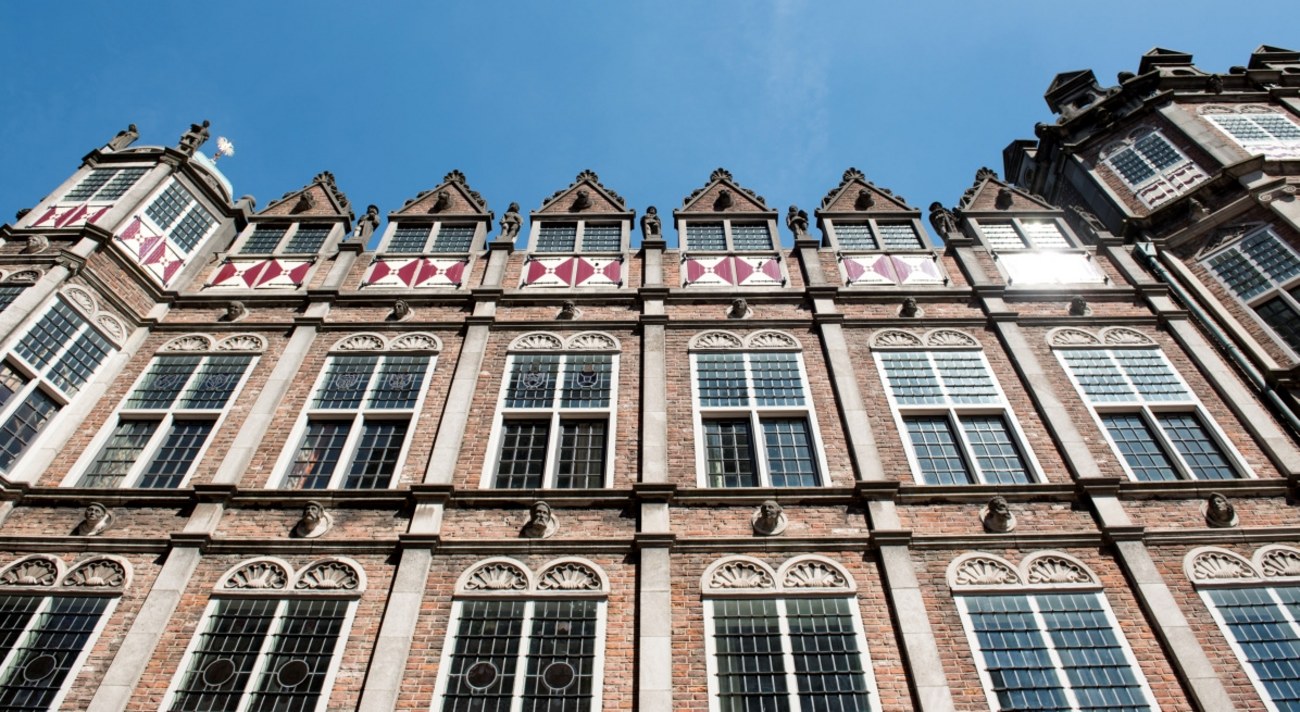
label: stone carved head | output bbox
[752,500,788,536]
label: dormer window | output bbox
[977,219,1072,250]
[1202,106,1300,160]
[530,221,624,253]
[827,220,924,251]
[62,167,147,203]
[385,223,475,254]
[237,223,332,255]
[683,221,773,251]
[1100,129,1206,208]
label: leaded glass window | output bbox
[282,353,434,489]
[876,222,924,250]
[833,223,878,250]
[1208,112,1300,158]
[979,219,1073,251]
[490,351,616,489]
[692,350,824,487]
[828,219,929,252]
[0,595,113,710]
[1203,226,1300,355]
[145,181,216,254]
[0,287,25,315]
[537,223,578,252]
[388,225,432,253]
[687,223,727,251]
[237,223,334,255]
[241,225,287,254]
[62,167,147,202]
[431,224,476,253]
[1205,586,1300,710]
[284,226,331,253]
[731,223,773,250]
[530,222,623,253]
[1101,130,1206,207]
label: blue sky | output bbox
[1,2,1293,247]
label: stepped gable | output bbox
[677,168,770,214]
[535,170,630,215]
[957,167,1057,213]
[817,167,915,215]
[395,170,493,221]
[258,171,353,221]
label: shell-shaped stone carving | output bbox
[334,334,386,351]
[223,561,290,590]
[782,561,848,589]
[1024,556,1092,585]
[217,334,267,352]
[871,330,924,348]
[63,285,97,315]
[745,330,799,350]
[464,562,529,591]
[63,558,127,588]
[566,332,618,351]
[953,557,1020,587]
[537,563,601,591]
[390,333,442,351]
[1191,551,1257,582]
[709,561,775,590]
[691,331,744,350]
[7,270,42,284]
[0,557,59,587]
[163,334,215,352]
[296,561,361,591]
[1259,548,1300,579]
[926,329,979,348]
[1048,328,1100,346]
[1100,327,1154,346]
[96,314,126,341]
[511,333,565,351]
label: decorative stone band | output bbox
[329,332,443,353]
[161,333,267,353]
[688,329,801,352]
[869,328,981,350]
[683,254,784,288]
[454,557,608,598]
[1185,545,1300,586]
[700,555,855,597]
[216,557,366,596]
[0,554,132,592]
[62,285,128,346]
[947,551,1101,593]
[1046,326,1157,349]
[507,331,620,353]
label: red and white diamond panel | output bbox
[523,256,623,288]
[683,255,783,287]
[28,202,113,230]
[114,215,188,286]
[208,259,314,290]
[363,257,468,289]
[841,254,945,287]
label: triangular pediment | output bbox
[536,170,629,215]
[957,167,1057,213]
[677,168,770,214]
[816,168,915,215]
[396,170,492,219]
[1250,45,1300,69]
[1138,47,1194,74]
[259,171,352,220]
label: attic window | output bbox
[385,223,476,253]
[533,222,623,253]
[1204,109,1300,160]
[1100,129,1206,208]
[236,223,332,255]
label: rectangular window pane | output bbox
[1037,593,1151,710]
[1216,115,1272,142]
[877,222,924,250]
[368,356,429,409]
[934,352,999,404]
[762,418,818,487]
[905,416,973,485]
[786,598,872,711]
[97,168,147,200]
[1256,297,1300,352]
[1021,220,1071,249]
[79,420,158,487]
[1208,248,1271,300]
[284,226,330,253]
[137,421,213,489]
[880,352,945,405]
[1255,114,1300,141]
[521,600,599,711]
[1109,146,1156,186]
[342,420,407,489]
[704,420,758,488]
[0,597,41,661]
[171,205,216,253]
[16,301,83,373]
[245,599,348,712]
[1209,587,1300,709]
[313,356,377,409]
[1155,412,1238,480]
[495,421,550,489]
[711,599,789,711]
[833,223,878,250]
[284,421,350,489]
[750,353,804,407]
[1242,230,1300,286]
[442,600,525,712]
[146,183,191,230]
[982,222,1026,250]
[1062,350,1135,403]
[0,287,24,315]
[1101,413,1178,482]
[560,355,612,408]
[127,356,201,409]
[555,421,606,489]
[242,225,287,253]
[0,596,110,710]
[537,224,578,252]
[581,224,621,252]
[506,355,561,408]
[431,224,475,253]
[169,598,279,712]
[49,329,113,395]
[965,595,1071,711]
[1135,132,1182,171]
[180,356,252,410]
[687,223,726,251]
[696,353,748,407]
[960,415,1031,484]
[1114,351,1187,401]
[731,223,773,250]
[388,225,431,253]
[0,390,58,472]
[64,169,115,201]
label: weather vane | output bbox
[212,136,235,164]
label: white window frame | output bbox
[235,222,336,256]
[681,219,778,252]
[480,333,620,489]
[974,217,1076,251]
[58,166,149,204]
[1099,128,1207,208]
[383,221,480,255]
[1200,585,1300,712]
[825,218,928,252]
[272,334,439,490]
[688,333,828,488]
[529,220,627,254]
[874,339,1043,486]
[64,339,260,489]
[1200,224,1300,359]
[138,179,220,258]
[0,594,119,710]
[1054,341,1254,482]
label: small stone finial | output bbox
[499,202,522,241]
[995,187,1014,210]
[521,501,558,539]
[177,120,210,156]
[928,202,959,238]
[222,301,249,323]
[975,167,998,183]
[22,234,49,255]
[714,188,734,211]
[572,189,592,212]
[727,298,751,320]
[640,206,661,238]
[752,500,788,536]
[106,124,139,152]
[391,299,413,322]
[1068,296,1089,316]
[854,189,875,210]
[74,502,113,537]
[430,190,451,214]
[786,205,809,239]
[899,297,920,318]
[556,300,580,320]
[355,204,380,243]
[293,501,332,538]
[981,496,1016,533]
[1204,492,1239,529]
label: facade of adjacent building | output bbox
[0,44,1296,711]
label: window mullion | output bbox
[236,598,287,712]
[722,220,734,252]
[1146,407,1197,481]
[948,410,981,484]
[276,224,298,256]
[575,221,586,252]
[508,600,533,712]
[124,413,175,487]
[776,598,800,711]
[427,223,440,253]
[1028,595,1082,711]
[328,413,368,489]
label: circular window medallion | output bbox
[542,661,576,690]
[22,654,57,682]
[465,661,498,689]
[276,659,311,688]
[202,658,237,687]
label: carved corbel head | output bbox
[981,496,1016,533]
[74,502,113,537]
[293,501,332,538]
[752,500,787,536]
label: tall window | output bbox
[487,333,618,489]
[1055,331,1246,482]
[951,552,1157,712]
[435,558,607,712]
[279,334,438,490]
[1100,129,1207,208]
[0,293,120,474]
[237,223,333,255]
[702,556,879,712]
[1205,107,1300,160]
[386,222,477,253]
[1202,226,1300,354]
[690,332,824,488]
[62,167,147,203]
[75,337,258,488]
[533,221,624,253]
[164,558,362,712]
[875,334,1038,485]
[145,181,217,254]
